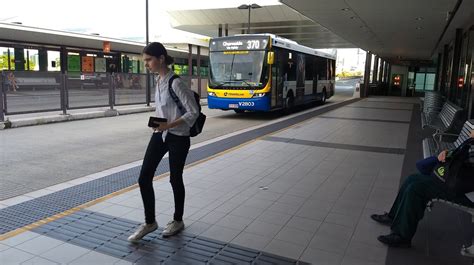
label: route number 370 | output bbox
[247,40,260,49]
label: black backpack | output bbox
[432,138,474,195]
[168,75,206,137]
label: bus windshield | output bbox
[209,50,267,88]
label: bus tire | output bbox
[286,93,295,109]
[234,109,245,113]
[283,93,295,114]
[321,89,327,104]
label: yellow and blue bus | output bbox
[207,34,336,112]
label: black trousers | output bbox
[388,173,471,240]
[138,132,190,224]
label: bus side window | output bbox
[305,56,314,81]
[315,57,327,80]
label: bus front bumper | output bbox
[207,96,270,111]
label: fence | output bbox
[0,71,207,122]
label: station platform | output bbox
[1,96,472,265]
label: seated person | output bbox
[7,72,18,92]
[371,130,474,247]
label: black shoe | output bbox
[377,233,411,248]
[370,212,393,225]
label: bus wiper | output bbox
[213,80,235,88]
[233,79,253,87]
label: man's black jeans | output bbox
[138,132,190,224]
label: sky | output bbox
[1,0,364,72]
[0,0,281,42]
[337,49,366,72]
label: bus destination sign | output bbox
[210,36,269,51]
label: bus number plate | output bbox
[229,104,238,108]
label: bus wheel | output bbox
[286,94,295,109]
[234,109,245,114]
[321,90,327,104]
[283,94,294,114]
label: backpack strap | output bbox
[168,74,186,115]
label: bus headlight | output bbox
[252,93,266,98]
[208,92,216,97]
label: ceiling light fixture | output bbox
[416,27,422,30]
[341,8,350,11]
[415,17,423,20]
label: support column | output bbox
[372,56,379,83]
[7,48,11,70]
[116,52,122,75]
[469,73,474,119]
[14,47,25,71]
[378,60,384,83]
[60,47,68,74]
[363,51,372,97]
[197,46,201,97]
[225,24,229,36]
[387,64,392,95]
[188,44,193,85]
[0,72,4,122]
[218,24,222,37]
[439,44,449,95]
[449,28,463,101]
[434,53,442,91]
[39,48,48,72]
[384,62,389,83]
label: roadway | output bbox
[0,83,355,201]
[3,78,357,114]
[3,89,150,113]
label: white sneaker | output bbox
[127,222,158,242]
[162,220,184,237]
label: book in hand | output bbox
[148,117,167,128]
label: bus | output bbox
[207,34,336,112]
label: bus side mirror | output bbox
[267,51,274,65]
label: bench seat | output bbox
[15,77,60,89]
[422,101,463,133]
[420,92,443,128]
[427,198,474,257]
[422,120,474,158]
[424,119,474,257]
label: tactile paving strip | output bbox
[0,99,359,235]
[33,210,309,264]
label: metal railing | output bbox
[0,71,208,122]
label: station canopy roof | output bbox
[167,0,474,64]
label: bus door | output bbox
[273,49,288,107]
[274,49,288,107]
[271,64,278,107]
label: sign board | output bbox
[103,41,111,53]
[210,36,269,52]
[67,55,81,72]
[95,58,106,73]
[82,56,94,72]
